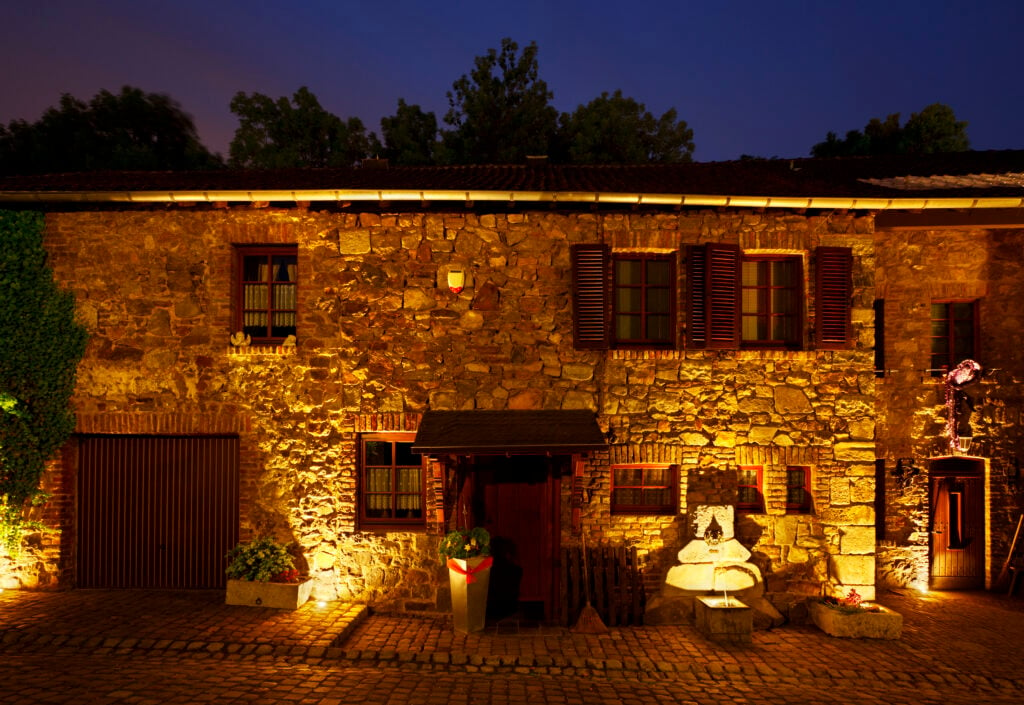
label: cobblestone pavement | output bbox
[2,587,1023,704]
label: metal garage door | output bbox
[78,435,239,588]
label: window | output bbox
[930,301,978,376]
[741,256,801,347]
[611,465,677,514]
[570,245,676,349]
[613,255,675,346]
[736,466,764,513]
[785,466,812,514]
[360,434,425,529]
[236,246,298,344]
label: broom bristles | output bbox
[571,604,608,633]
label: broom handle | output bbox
[582,534,592,606]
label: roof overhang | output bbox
[411,410,607,455]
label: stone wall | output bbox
[875,227,1024,589]
[1,206,877,612]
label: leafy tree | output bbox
[0,211,87,552]
[0,86,221,175]
[380,99,440,166]
[555,90,694,163]
[229,87,381,168]
[442,38,558,164]
[811,103,969,157]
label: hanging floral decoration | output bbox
[944,359,982,454]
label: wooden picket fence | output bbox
[559,543,646,627]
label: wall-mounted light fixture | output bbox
[447,269,465,294]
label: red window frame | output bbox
[736,465,764,513]
[611,465,678,515]
[740,255,803,349]
[235,245,298,344]
[930,300,978,376]
[785,466,812,514]
[359,433,426,530]
[612,254,676,347]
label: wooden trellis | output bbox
[559,543,646,627]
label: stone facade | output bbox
[1,205,878,616]
[874,226,1024,590]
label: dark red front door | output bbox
[473,456,560,621]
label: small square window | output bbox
[741,256,802,348]
[613,254,675,347]
[930,300,978,376]
[786,466,812,514]
[736,466,764,513]
[360,434,425,530]
[235,246,298,344]
[611,465,677,515]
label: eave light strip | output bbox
[1,188,1023,211]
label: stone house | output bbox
[1,153,1022,621]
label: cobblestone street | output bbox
[2,588,1023,704]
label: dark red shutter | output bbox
[571,244,611,349]
[707,243,741,349]
[685,245,708,348]
[815,247,853,349]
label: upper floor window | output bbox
[613,255,675,346]
[360,434,425,530]
[236,246,298,344]
[741,256,802,348]
[930,301,978,376]
[611,465,677,515]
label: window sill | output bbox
[360,524,427,534]
[227,344,298,357]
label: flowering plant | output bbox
[438,527,491,561]
[820,588,881,613]
[226,536,296,582]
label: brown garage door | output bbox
[78,435,239,589]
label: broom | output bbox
[571,533,608,633]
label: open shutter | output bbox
[707,243,741,349]
[571,243,611,350]
[685,245,708,348]
[815,247,853,349]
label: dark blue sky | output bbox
[3,0,1022,162]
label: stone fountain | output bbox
[645,505,783,630]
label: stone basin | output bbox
[808,600,903,639]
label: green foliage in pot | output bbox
[226,536,296,582]
[438,527,491,561]
[0,210,88,554]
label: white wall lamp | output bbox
[447,269,465,294]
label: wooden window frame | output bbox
[610,464,678,515]
[359,433,426,531]
[930,300,979,376]
[740,254,804,350]
[612,253,676,348]
[736,465,764,514]
[234,245,298,345]
[785,466,812,514]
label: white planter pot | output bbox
[225,578,313,610]
[447,556,491,633]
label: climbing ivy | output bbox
[0,210,87,553]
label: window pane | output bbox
[646,288,670,314]
[643,488,670,507]
[365,467,391,492]
[772,316,798,341]
[741,261,762,286]
[615,468,642,486]
[644,467,669,485]
[931,303,948,319]
[396,467,421,492]
[613,488,641,506]
[616,314,642,340]
[739,468,759,485]
[741,288,761,314]
[738,486,759,504]
[773,260,798,286]
[395,442,419,466]
[952,302,974,319]
[647,315,671,341]
[243,256,267,281]
[931,320,950,337]
[616,287,642,313]
[646,260,671,285]
[741,315,766,341]
[274,283,297,310]
[615,260,643,285]
[272,255,298,282]
[364,494,391,519]
[772,288,795,314]
[365,441,391,466]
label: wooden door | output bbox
[930,459,985,590]
[78,435,239,589]
[473,456,560,621]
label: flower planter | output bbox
[447,556,492,633]
[225,578,313,610]
[808,601,902,639]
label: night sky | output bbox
[3,0,1023,163]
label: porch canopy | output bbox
[412,410,607,455]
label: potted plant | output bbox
[224,536,313,610]
[439,527,492,633]
[808,588,902,639]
